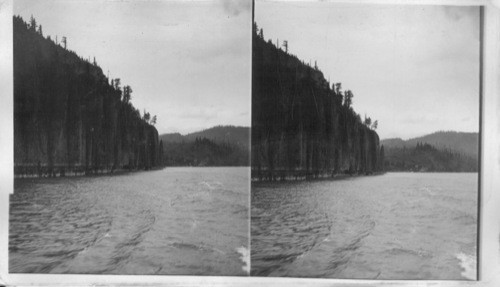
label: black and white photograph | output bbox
[2,0,500,286]
[9,0,251,276]
[251,1,480,280]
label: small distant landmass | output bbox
[159,126,250,166]
[381,131,479,172]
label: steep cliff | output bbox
[252,24,383,180]
[14,16,161,176]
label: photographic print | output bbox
[251,1,480,280]
[10,0,251,276]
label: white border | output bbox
[1,0,500,286]
[0,0,13,285]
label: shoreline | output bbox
[14,166,166,180]
[251,170,479,185]
[251,171,386,184]
[14,165,251,180]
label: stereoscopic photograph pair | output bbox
[4,0,488,284]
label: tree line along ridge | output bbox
[252,22,384,181]
[14,15,163,177]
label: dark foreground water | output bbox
[10,167,249,275]
[251,173,477,280]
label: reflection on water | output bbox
[251,173,477,280]
[10,167,249,275]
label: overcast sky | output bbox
[15,0,252,135]
[256,1,480,140]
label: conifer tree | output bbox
[29,15,36,31]
[123,85,132,103]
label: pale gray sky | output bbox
[255,1,480,140]
[16,0,252,135]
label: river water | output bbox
[10,167,250,275]
[251,173,478,280]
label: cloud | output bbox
[401,114,439,125]
[173,106,222,121]
[219,0,251,17]
[190,39,247,63]
[442,6,476,22]
[441,6,480,40]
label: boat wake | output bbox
[456,252,476,280]
[236,246,250,274]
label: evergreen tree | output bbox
[29,15,36,31]
[123,85,132,103]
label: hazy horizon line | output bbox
[160,124,251,136]
[381,130,479,141]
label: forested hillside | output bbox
[14,16,162,177]
[384,142,478,172]
[381,131,479,159]
[252,23,383,180]
[183,126,250,150]
[162,137,249,166]
[160,126,250,150]
[159,126,250,166]
[381,131,479,172]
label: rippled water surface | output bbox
[10,167,249,275]
[251,173,477,279]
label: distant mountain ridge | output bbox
[159,133,184,143]
[159,126,250,166]
[160,125,250,150]
[381,131,479,159]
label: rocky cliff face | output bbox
[252,25,383,180]
[14,16,161,176]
